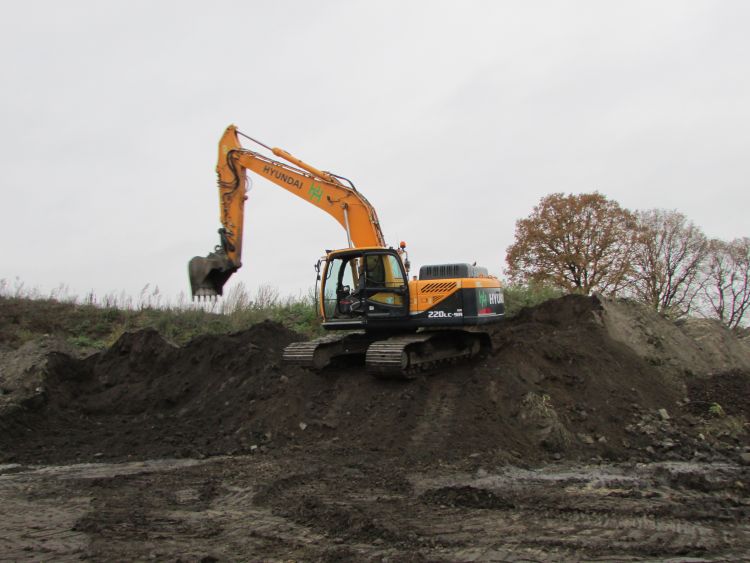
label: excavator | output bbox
[188,125,504,377]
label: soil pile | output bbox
[1,296,748,465]
[599,296,750,376]
[0,321,300,463]
[0,337,83,408]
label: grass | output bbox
[0,278,322,351]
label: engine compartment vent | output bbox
[420,281,458,293]
[419,263,489,280]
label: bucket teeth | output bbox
[193,288,219,302]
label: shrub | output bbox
[503,282,564,317]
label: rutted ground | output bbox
[1,294,748,560]
[1,453,748,561]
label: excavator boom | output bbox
[189,125,385,298]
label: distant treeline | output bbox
[505,192,749,329]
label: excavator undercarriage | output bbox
[282,329,490,379]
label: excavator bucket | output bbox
[188,250,238,300]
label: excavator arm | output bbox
[189,125,386,298]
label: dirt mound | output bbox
[1,296,747,466]
[597,295,750,377]
[0,321,299,463]
[679,318,750,372]
[0,336,88,417]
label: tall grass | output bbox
[0,278,322,350]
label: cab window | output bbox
[384,254,405,287]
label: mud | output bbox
[1,454,748,561]
[1,294,749,560]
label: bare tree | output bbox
[703,237,750,330]
[506,192,638,295]
[630,209,708,317]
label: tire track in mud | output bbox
[410,380,459,452]
[503,512,727,556]
[0,477,89,560]
[409,464,750,560]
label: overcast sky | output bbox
[1,1,748,303]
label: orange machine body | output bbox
[317,247,503,331]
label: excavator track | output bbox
[365,334,431,378]
[284,330,489,379]
[366,331,488,379]
[283,332,371,371]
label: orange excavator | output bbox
[189,125,504,377]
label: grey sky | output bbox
[1,1,748,302]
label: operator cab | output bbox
[320,248,409,329]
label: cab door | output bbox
[358,251,409,320]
